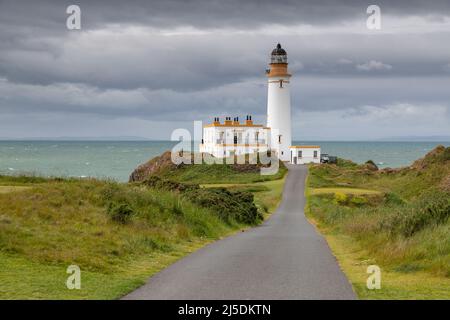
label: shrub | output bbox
[334,192,348,205]
[171,197,184,216]
[350,196,367,207]
[336,158,358,168]
[142,176,198,192]
[107,202,134,224]
[141,176,262,225]
[384,192,405,205]
[187,188,262,225]
[380,190,450,237]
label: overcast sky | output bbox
[1,0,449,140]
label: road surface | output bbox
[123,165,356,299]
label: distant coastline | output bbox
[0,135,449,142]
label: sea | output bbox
[0,141,448,182]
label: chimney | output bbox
[224,116,232,126]
[213,117,220,125]
[246,115,253,125]
[233,117,239,125]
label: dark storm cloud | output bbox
[1,0,450,91]
[2,0,450,29]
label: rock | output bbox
[364,160,378,171]
[380,167,396,174]
[129,150,176,182]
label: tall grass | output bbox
[307,147,450,277]
[0,177,234,273]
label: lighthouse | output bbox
[266,43,292,162]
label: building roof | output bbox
[204,123,267,128]
[290,145,321,149]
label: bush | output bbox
[380,190,450,237]
[336,158,358,168]
[384,192,406,205]
[141,176,262,225]
[350,196,367,207]
[171,197,184,216]
[142,176,198,192]
[334,192,348,205]
[107,202,134,223]
[187,187,262,225]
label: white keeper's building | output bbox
[199,116,270,158]
[290,145,321,164]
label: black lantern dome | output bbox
[270,43,287,63]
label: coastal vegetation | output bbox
[129,151,287,184]
[0,153,286,299]
[306,145,450,299]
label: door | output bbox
[293,157,297,164]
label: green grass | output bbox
[0,241,208,299]
[160,163,287,184]
[309,187,381,196]
[0,186,31,194]
[313,231,450,300]
[305,146,450,299]
[131,151,288,185]
[0,163,286,299]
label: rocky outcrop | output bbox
[364,160,378,171]
[129,151,284,182]
[129,151,177,182]
[411,145,448,170]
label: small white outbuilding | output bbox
[290,145,321,164]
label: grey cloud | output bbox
[356,60,392,71]
[2,31,450,92]
[0,0,449,139]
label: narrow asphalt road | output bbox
[123,165,356,299]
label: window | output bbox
[298,150,302,158]
[314,150,318,158]
[278,135,282,144]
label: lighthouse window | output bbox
[298,151,302,158]
[314,150,318,158]
[278,135,282,144]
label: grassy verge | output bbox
[305,146,450,299]
[0,164,286,299]
[0,240,210,299]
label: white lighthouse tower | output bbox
[266,43,292,161]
